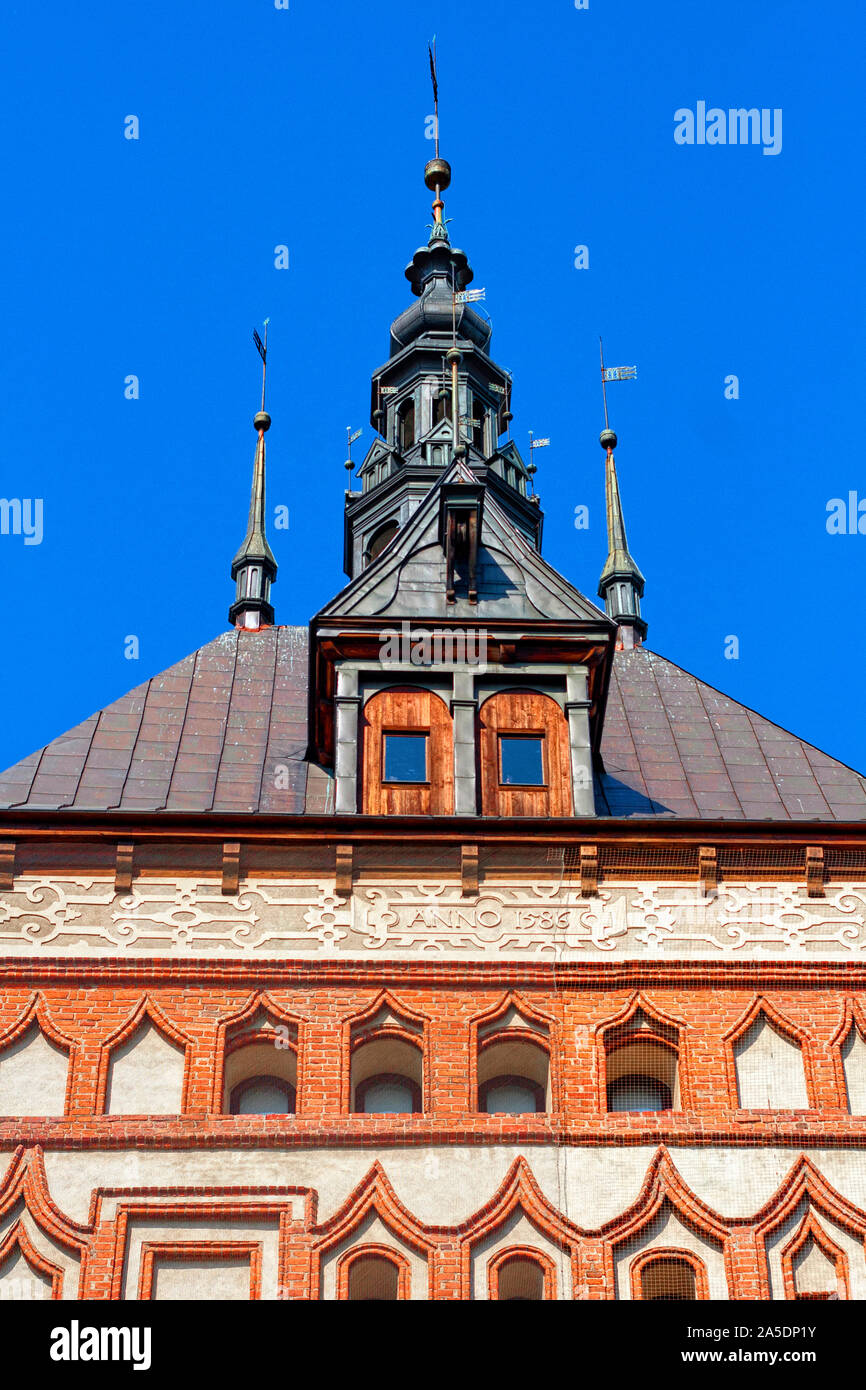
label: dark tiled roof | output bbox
[0,629,313,816]
[0,630,864,821]
[597,647,866,820]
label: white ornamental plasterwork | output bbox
[1,877,866,959]
[0,879,350,956]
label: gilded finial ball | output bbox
[425,157,451,192]
[600,428,617,451]
[445,347,462,366]
[254,411,271,433]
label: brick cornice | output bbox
[1,957,866,988]
[2,1115,865,1150]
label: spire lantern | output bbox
[229,327,278,631]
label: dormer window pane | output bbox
[499,735,544,787]
[383,733,428,783]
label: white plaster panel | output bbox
[33,1146,866,1236]
[121,1219,278,1300]
[734,1017,808,1110]
[105,1022,184,1115]
[152,1257,252,1301]
[0,1245,52,1300]
[0,1028,68,1117]
[843,1028,866,1114]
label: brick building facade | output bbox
[1,154,865,1301]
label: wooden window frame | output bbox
[497,730,547,789]
[381,729,430,787]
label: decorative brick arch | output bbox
[0,1222,65,1299]
[96,995,193,1115]
[630,1246,709,1301]
[0,992,76,1116]
[753,1154,866,1301]
[594,992,692,1112]
[723,996,816,1110]
[212,991,304,1115]
[829,996,866,1112]
[457,1156,581,1299]
[341,990,429,1114]
[310,1162,436,1300]
[780,1210,849,1301]
[468,991,559,1113]
[599,1147,733,1300]
[0,1147,90,1297]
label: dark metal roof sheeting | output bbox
[1,630,864,822]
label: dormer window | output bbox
[398,399,415,452]
[499,734,545,787]
[383,732,428,784]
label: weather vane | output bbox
[528,431,550,495]
[253,318,270,413]
[345,426,362,475]
[599,336,637,439]
[428,36,440,158]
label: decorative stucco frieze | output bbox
[2,877,866,960]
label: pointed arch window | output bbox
[471,395,486,451]
[397,398,415,452]
[222,1013,298,1116]
[602,1006,681,1114]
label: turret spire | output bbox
[598,428,647,648]
[228,324,277,630]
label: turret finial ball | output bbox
[254,411,272,433]
[600,428,617,451]
[425,158,452,192]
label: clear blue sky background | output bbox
[0,0,863,777]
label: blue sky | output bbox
[0,0,863,777]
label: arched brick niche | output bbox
[631,1250,708,1301]
[478,690,572,817]
[361,687,453,815]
